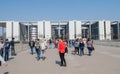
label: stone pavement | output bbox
[0,43,120,74]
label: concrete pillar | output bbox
[105,21,111,40]
[44,21,51,40]
[38,21,51,40]
[118,21,120,40]
[98,21,105,40]
[69,21,74,39]
[76,21,82,39]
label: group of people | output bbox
[29,39,48,61]
[69,38,94,56]
[29,38,67,67]
[0,37,94,68]
[0,38,16,66]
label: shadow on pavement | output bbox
[55,60,61,66]
[4,72,9,74]
[9,57,15,61]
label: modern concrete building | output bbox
[0,20,120,41]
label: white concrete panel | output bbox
[69,21,74,39]
[105,21,111,40]
[45,21,51,40]
[76,21,82,38]
[6,21,12,40]
[38,21,43,39]
[99,21,105,40]
[13,21,20,41]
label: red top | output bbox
[58,41,66,53]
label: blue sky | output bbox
[0,0,120,21]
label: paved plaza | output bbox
[0,42,120,74]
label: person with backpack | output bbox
[29,39,35,55]
[4,39,10,61]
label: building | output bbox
[0,20,120,41]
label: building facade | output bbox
[0,20,120,41]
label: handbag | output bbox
[65,47,68,53]
[91,45,95,51]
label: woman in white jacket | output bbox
[40,39,47,60]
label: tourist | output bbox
[10,38,16,56]
[74,39,79,55]
[49,39,52,49]
[35,39,41,61]
[40,39,47,60]
[58,38,66,67]
[29,39,35,55]
[79,39,85,56]
[86,38,94,56]
[4,39,10,61]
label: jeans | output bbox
[87,47,92,56]
[35,48,41,60]
[30,47,34,55]
[80,47,84,56]
[49,43,52,49]
[4,49,9,61]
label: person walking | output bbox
[58,38,66,67]
[35,39,41,61]
[29,39,35,55]
[79,39,85,56]
[86,38,94,56]
[4,39,10,61]
[49,39,52,49]
[74,39,79,55]
[40,39,47,60]
[10,38,16,56]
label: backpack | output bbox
[5,42,10,49]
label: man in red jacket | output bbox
[58,38,66,67]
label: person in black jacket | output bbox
[29,39,35,55]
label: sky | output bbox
[0,0,120,21]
